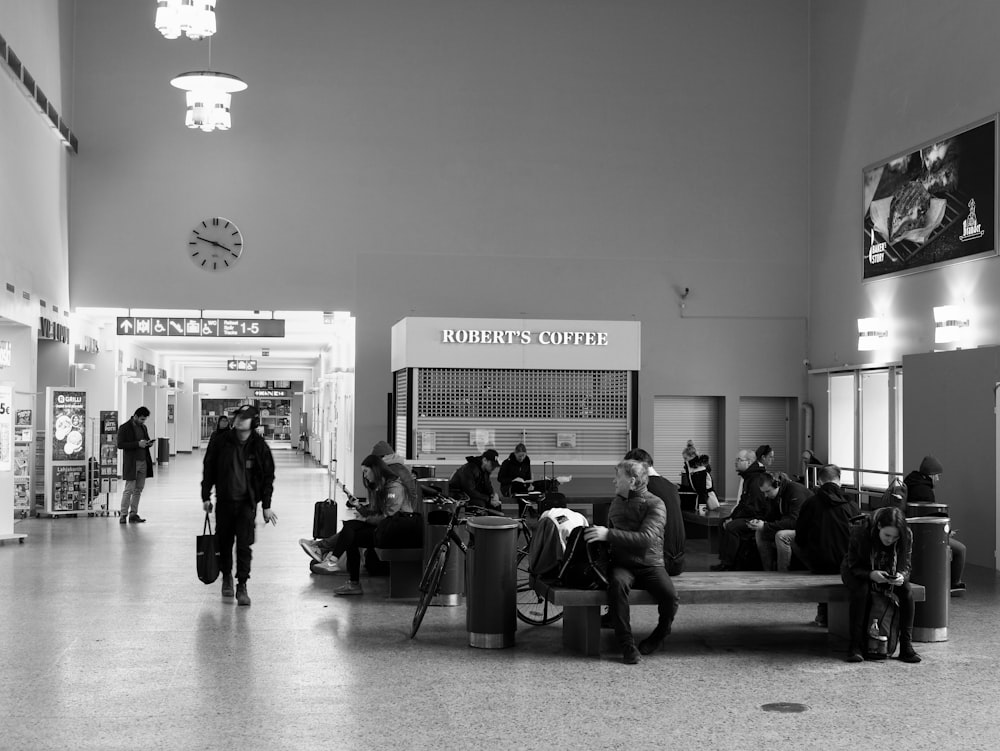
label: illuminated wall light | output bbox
[933,304,970,344]
[857,317,889,351]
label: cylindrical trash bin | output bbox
[411,465,436,480]
[909,516,950,642]
[157,437,169,465]
[906,502,949,518]
[466,516,519,649]
[423,498,464,606]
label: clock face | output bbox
[188,217,243,272]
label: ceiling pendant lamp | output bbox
[170,71,247,132]
[155,0,218,40]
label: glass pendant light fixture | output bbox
[155,0,218,40]
[170,70,247,132]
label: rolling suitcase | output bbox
[313,499,338,539]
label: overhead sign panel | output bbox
[227,359,258,371]
[116,318,285,338]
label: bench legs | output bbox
[562,606,603,656]
[826,601,849,641]
[386,560,422,599]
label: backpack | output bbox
[875,479,907,511]
[556,527,610,589]
[527,509,589,580]
[865,586,901,658]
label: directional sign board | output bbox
[116,318,285,338]
[227,359,258,371]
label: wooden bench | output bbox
[373,548,423,598]
[532,571,926,656]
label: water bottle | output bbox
[867,617,888,659]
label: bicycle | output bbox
[512,490,564,627]
[410,493,480,639]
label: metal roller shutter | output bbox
[394,370,408,457]
[739,396,792,474]
[653,396,722,492]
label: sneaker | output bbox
[951,583,967,598]
[310,557,347,576]
[129,515,146,524]
[236,583,251,607]
[221,574,235,598]
[622,645,641,665]
[298,538,325,563]
[334,581,363,596]
[709,563,729,572]
[119,515,127,524]
[845,649,864,663]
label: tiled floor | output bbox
[3,451,999,750]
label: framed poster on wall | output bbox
[863,116,996,280]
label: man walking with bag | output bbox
[201,405,277,606]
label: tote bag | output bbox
[196,512,221,584]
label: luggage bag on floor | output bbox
[313,499,338,539]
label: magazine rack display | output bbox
[43,387,94,516]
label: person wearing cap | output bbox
[449,449,502,511]
[371,440,420,507]
[904,455,966,594]
[498,443,532,497]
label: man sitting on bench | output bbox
[585,460,678,665]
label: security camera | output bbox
[803,359,811,367]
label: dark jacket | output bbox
[116,418,154,481]
[763,480,810,531]
[684,465,715,504]
[730,464,768,520]
[841,514,912,584]
[795,482,861,573]
[903,470,936,503]
[646,473,685,575]
[449,456,495,507]
[497,453,532,496]
[381,451,420,508]
[201,429,275,509]
[607,486,666,569]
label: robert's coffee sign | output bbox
[441,329,609,346]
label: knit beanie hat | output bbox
[919,455,944,475]
[371,440,395,458]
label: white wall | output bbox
[0,0,72,313]
[65,1,812,491]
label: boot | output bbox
[221,573,234,598]
[845,645,864,663]
[236,582,251,607]
[622,642,641,665]
[638,621,672,655]
[898,630,922,663]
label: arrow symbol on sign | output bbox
[120,320,133,333]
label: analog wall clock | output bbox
[188,217,243,271]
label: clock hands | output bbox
[194,235,239,256]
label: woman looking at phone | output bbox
[299,454,421,595]
[841,506,921,664]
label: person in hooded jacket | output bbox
[904,455,965,594]
[449,449,502,511]
[585,459,678,664]
[371,441,421,506]
[498,443,532,497]
[711,448,769,570]
[841,506,921,664]
[788,464,861,626]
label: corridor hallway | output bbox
[2,451,999,750]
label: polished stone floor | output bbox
[3,451,999,750]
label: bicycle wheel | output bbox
[515,549,563,625]
[410,544,448,639]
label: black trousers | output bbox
[841,573,915,650]
[718,518,756,567]
[608,565,679,647]
[331,520,376,581]
[216,501,256,583]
